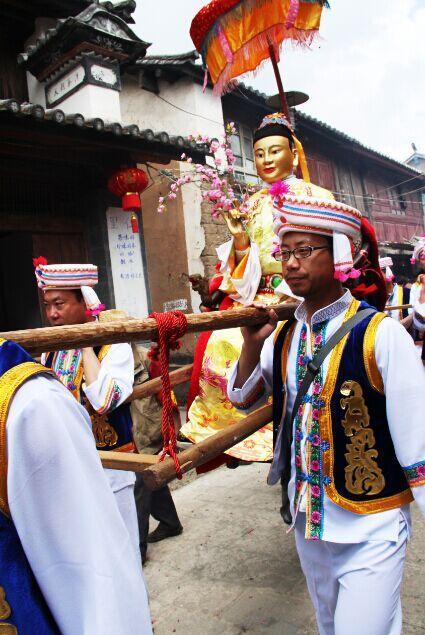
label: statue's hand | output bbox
[221,209,250,251]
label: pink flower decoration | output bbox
[295,455,302,468]
[312,409,320,421]
[269,180,290,198]
[417,465,425,477]
[311,485,321,498]
[310,460,320,472]
[313,382,321,395]
[314,334,322,346]
[301,330,307,341]
[311,511,321,524]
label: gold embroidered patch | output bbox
[340,380,385,496]
[90,412,118,448]
[0,587,17,634]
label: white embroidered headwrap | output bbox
[410,236,425,264]
[272,193,362,281]
[378,256,394,282]
[33,260,104,316]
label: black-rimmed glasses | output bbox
[273,245,329,262]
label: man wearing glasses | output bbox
[228,193,425,635]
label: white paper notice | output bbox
[106,208,149,318]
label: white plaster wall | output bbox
[121,74,224,140]
[180,163,206,313]
[27,71,46,106]
[53,84,122,121]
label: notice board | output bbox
[106,208,149,318]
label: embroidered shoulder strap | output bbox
[363,312,387,394]
[0,362,53,517]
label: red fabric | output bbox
[190,0,242,51]
[149,311,188,478]
[209,274,224,294]
[351,218,387,311]
[186,330,213,418]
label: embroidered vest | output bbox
[273,302,414,516]
[44,346,135,453]
[0,339,60,633]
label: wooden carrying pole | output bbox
[0,303,298,356]
[140,404,273,490]
[126,363,194,402]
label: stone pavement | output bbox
[144,463,425,635]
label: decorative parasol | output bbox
[190,0,328,117]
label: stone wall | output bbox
[200,194,230,280]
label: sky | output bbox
[132,0,424,163]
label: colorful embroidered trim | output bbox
[95,379,122,415]
[403,461,425,488]
[232,378,265,411]
[363,313,386,395]
[293,319,328,540]
[0,362,52,517]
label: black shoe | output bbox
[147,523,183,543]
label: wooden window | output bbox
[229,122,260,184]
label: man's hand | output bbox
[234,304,278,389]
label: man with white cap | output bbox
[34,258,139,554]
[378,256,410,321]
[227,193,425,634]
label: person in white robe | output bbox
[4,349,152,633]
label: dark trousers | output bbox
[134,473,182,556]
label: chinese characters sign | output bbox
[106,208,149,318]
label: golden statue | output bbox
[181,113,333,462]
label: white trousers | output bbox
[295,514,408,635]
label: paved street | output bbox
[144,463,425,635]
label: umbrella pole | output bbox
[267,36,290,120]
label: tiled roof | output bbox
[294,110,423,176]
[136,51,200,67]
[17,3,149,69]
[0,98,208,156]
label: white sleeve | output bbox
[227,331,274,412]
[412,301,425,331]
[84,343,134,413]
[7,375,152,635]
[409,284,419,315]
[375,318,425,516]
[216,238,262,306]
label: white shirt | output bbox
[85,343,136,492]
[228,290,425,543]
[7,374,152,635]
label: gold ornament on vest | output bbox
[89,411,118,448]
[340,380,385,496]
[0,587,17,634]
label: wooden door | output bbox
[0,233,41,331]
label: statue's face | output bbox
[253,135,297,184]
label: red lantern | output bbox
[108,167,149,233]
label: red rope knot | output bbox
[148,310,188,478]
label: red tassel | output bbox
[131,213,139,233]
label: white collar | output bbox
[295,289,353,325]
